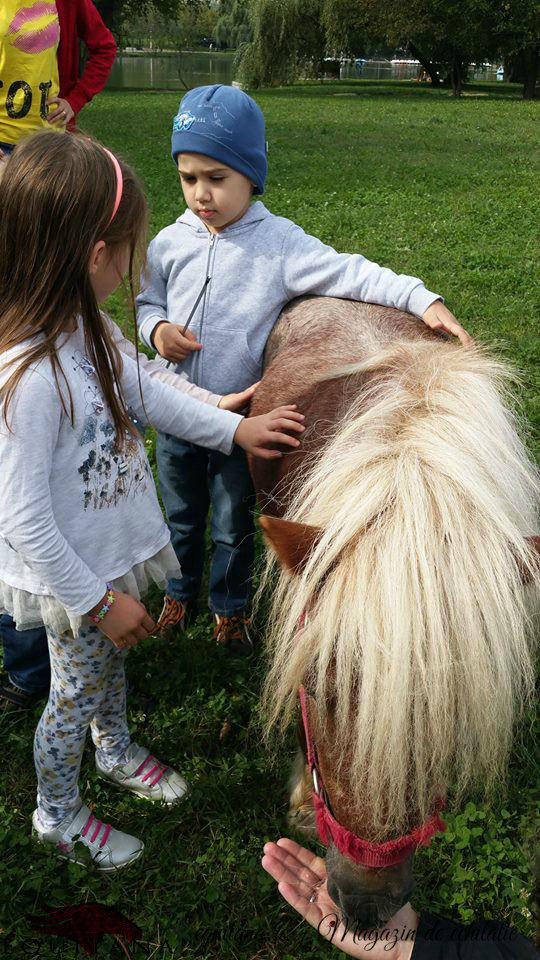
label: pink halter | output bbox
[297,613,446,868]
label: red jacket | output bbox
[56,0,117,122]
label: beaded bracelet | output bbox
[89,583,115,624]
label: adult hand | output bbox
[152,321,202,363]
[47,96,75,127]
[262,838,416,959]
[422,301,472,346]
[87,591,155,650]
[218,382,260,412]
[234,405,305,459]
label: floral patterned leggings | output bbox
[34,623,131,830]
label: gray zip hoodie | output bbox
[137,201,441,396]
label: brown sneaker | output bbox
[213,615,254,658]
[0,679,47,713]
[156,597,197,636]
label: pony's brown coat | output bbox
[252,297,540,840]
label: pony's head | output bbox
[258,335,540,923]
[261,514,443,925]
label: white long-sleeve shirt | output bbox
[0,321,242,616]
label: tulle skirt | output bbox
[0,542,181,637]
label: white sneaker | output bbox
[32,804,144,872]
[96,743,189,805]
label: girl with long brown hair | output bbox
[0,130,304,869]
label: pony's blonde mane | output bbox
[262,340,540,838]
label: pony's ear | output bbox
[259,515,322,574]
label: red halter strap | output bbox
[297,610,446,867]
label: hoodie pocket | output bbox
[205,327,262,386]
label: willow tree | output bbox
[237,0,327,87]
[236,0,466,89]
[215,0,253,49]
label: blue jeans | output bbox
[0,615,50,694]
[156,436,255,615]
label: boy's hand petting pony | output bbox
[422,301,471,345]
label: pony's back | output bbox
[252,298,441,514]
[253,297,540,837]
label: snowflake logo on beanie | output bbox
[173,111,196,132]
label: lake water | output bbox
[340,60,502,83]
[108,51,237,90]
[107,51,502,90]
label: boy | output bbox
[137,84,469,657]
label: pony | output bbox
[249,296,540,927]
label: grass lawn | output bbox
[1,81,539,959]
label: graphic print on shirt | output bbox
[0,2,60,143]
[6,3,59,55]
[72,351,151,511]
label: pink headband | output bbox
[102,148,123,226]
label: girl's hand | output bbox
[153,322,202,362]
[218,382,260,412]
[422,301,472,345]
[87,591,155,649]
[46,96,75,126]
[234,405,305,459]
[262,839,416,959]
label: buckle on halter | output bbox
[312,767,320,796]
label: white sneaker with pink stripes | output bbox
[96,743,189,805]
[32,804,144,871]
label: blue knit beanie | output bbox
[171,84,267,195]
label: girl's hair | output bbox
[0,130,148,448]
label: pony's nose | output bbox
[335,893,395,930]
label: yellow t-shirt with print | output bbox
[0,1,60,145]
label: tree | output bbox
[237,0,326,86]
[95,0,183,33]
[214,0,253,49]
[323,0,504,95]
[494,0,539,99]
[238,0,538,98]
[328,0,539,98]
[177,2,219,47]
